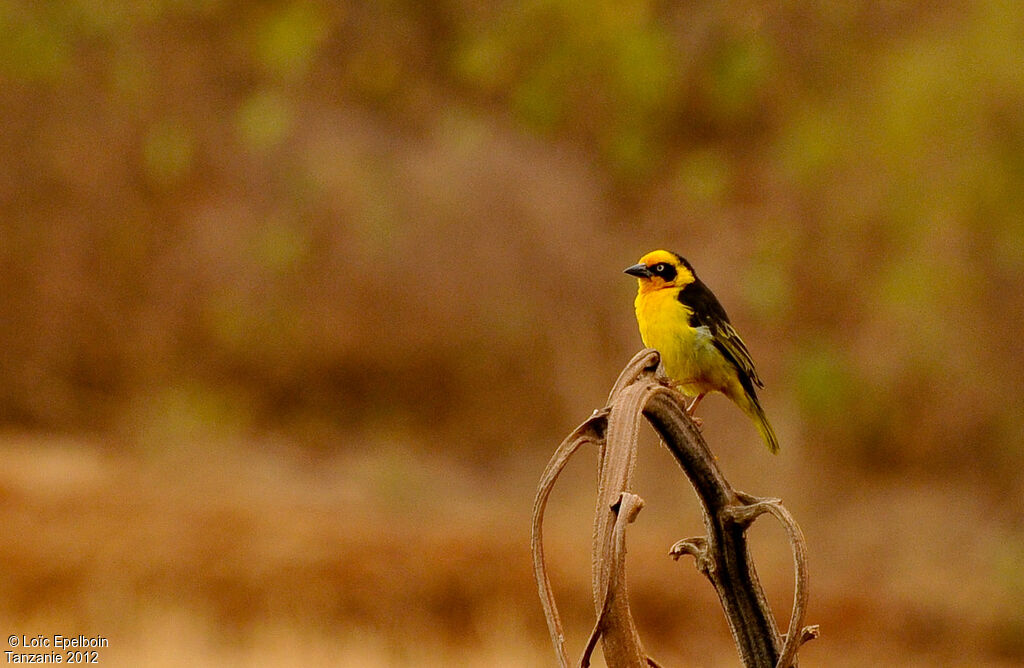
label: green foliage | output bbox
[706,34,773,121]
[0,3,71,81]
[1,1,1023,481]
[451,0,681,178]
[773,105,848,186]
[790,340,857,426]
[250,219,309,275]
[250,1,328,79]
[236,89,294,151]
[673,149,732,205]
[743,232,794,321]
[143,120,194,187]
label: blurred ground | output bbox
[1,432,1021,666]
[2,1,1024,666]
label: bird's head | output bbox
[623,250,695,294]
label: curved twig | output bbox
[605,349,664,402]
[581,492,646,667]
[532,413,607,667]
[586,372,665,666]
[725,493,818,668]
[533,349,816,667]
[532,350,664,667]
[642,385,782,664]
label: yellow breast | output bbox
[634,288,734,397]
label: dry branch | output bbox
[532,349,817,668]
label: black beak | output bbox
[623,263,652,279]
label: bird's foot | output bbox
[685,392,705,414]
[660,377,684,393]
[661,385,705,430]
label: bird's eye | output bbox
[649,262,677,281]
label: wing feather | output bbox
[678,278,764,389]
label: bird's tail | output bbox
[746,395,779,454]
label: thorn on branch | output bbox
[669,536,715,577]
[668,535,715,574]
[724,495,784,529]
[784,624,820,647]
[668,536,706,560]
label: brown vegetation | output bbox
[2,1,1023,665]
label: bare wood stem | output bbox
[532,414,607,667]
[532,349,816,667]
[643,389,781,664]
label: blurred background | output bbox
[2,1,1023,665]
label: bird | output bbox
[624,249,779,453]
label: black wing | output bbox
[678,278,765,390]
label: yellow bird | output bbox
[624,250,779,453]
